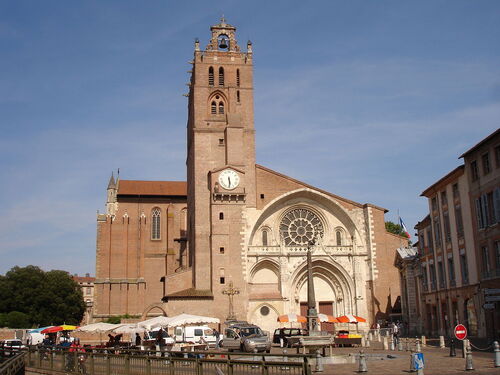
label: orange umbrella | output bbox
[277,314,307,323]
[336,315,366,323]
[318,314,339,323]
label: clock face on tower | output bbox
[218,169,240,190]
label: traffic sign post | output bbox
[454,324,467,341]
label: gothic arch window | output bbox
[209,93,226,116]
[219,67,224,86]
[279,208,324,246]
[336,230,343,246]
[151,208,161,240]
[236,69,240,86]
[262,230,268,246]
[208,67,214,86]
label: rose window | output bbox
[279,208,324,246]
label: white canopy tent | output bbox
[136,314,220,330]
[165,313,220,327]
[76,322,123,332]
[113,324,147,334]
[137,316,173,330]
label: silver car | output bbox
[222,323,271,353]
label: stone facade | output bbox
[73,274,96,325]
[411,128,500,339]
[94,19,406,333]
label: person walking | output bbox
[213,328,220,349]
[135,333,141,347]
[279,328,286,348]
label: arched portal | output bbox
[291,259,354,332]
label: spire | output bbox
[107,172,116,189]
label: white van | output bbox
[173,326,218,346]
[26,332,44,345]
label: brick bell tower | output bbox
[186,18,256,313]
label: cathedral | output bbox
[94,19,405,333]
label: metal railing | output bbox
[0,352,26,375]
[21,347,312,375]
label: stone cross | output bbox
[222,281,240,321]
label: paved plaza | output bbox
[311,346,500,375]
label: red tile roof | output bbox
[118,180,187,196]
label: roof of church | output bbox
[256,164,388,213]
[118,180,187,197]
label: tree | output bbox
[0,266,85,327]
[385,221,412,245]
[385,221,406,237]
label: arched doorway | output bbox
[292,259,354,332]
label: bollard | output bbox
[383,336,389,350]
[361,335,366,348]
[439,336,445,349]
[494,341,500,368]
[390,335,395,351]
[405,338,410,352]
[398,339,403,351]
[416,338,421,353]
[462,339,468,359]
[365,337,370,348]
[377,332,381,342]
[421,335,426,347]
[449,339,456,357]
[314,349,324,372]
[358,350,367,373]
[465,342,474,371]
[368,332,373,341]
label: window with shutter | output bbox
[494,188,500,223]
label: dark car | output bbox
[272,328,308,347]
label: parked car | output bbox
[221,322,271,353]
[272,328,308,347]
[174,325,218,346]
[1,339,26,356]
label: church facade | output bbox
[94,20,405,333]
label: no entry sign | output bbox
[454,324,467,340]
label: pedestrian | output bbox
[279,328,286,348]
[135,333,141,347]
[156,328,165,356]
[392,322,399,345]
[213,328,220,349]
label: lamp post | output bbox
[307,240,320,335]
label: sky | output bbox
[1,1,499,276]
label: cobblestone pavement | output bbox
[315,346,500,375]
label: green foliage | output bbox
[385,221,406,237]
[0,266,86,328]
[385,221,413,245]
[105,316,121,324]
[1,311,31,328]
